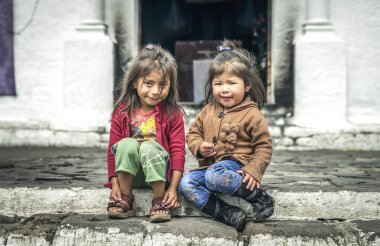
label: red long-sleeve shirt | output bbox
[104,103,185,188]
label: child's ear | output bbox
[245,85,251,92]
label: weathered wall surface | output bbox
[0,0,138,138]
[331,0,380,124]
[0,0,82,125]
[272,0,380,125]
[1,0,379,149]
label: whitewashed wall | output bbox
[0,0,139,130]
[0,0,139,146]
[0,0,82,126]
[1,0,379,148]
[331,0,380,124]
[272,0,380,125]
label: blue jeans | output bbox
[179,160,244,209]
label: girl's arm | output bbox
[186,107,207,158]
[241,114,272,183]
[164,110,186,209]
[163,170,182,208]
[107,112,123,181]
[168,110,186,172]
[109,176,122,201]
[236,170,261,191]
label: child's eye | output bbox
[160,82,168,88]
[144,81,153,87]
[213,82,222,86]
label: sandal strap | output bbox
[107,201,130,213]
[150,197,169,213]
[151,197,164,206]
[107,193,134,212]
[121,194,134,209]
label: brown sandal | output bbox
[107,194,135,219]
[150,197,171,223]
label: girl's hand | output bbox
[199,142,215,157]
[237,170,261,191]
[109,177,121,201]
[163,187,180,209]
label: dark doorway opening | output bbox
[141,0,269,103]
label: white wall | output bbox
[0,0,82,126]
[331,0,380,124]
[0,0,139,130]
[272,0,380,125]
[2,0,379,148]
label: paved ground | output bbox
[0,147,379,245]
[0,147,379,192]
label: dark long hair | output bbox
[204,40,266,109]
[112,44,184,118]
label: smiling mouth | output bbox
[148,97,159,101]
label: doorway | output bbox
[140,0,270,103]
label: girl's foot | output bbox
[150,197,171,223]
[107,194,135,219]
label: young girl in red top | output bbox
[105,44,185,223]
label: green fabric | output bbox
[113,138,168,188]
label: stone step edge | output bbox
[0,188,378,220]
[2,127,380,150]
[1,214,379,246]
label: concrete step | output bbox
[1,148,379,245]
[0,148,379,221]
[0,188,379,221]
[0,214,379,246]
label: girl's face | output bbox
[135,69,170,113]
[212,70,250,110]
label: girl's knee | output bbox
[205,164,226,190]
[139,140,167,161]
[140,140,160,149]
[179,175,199,201]
[179,174,192,193]
[114,138,139,154]
[205,165,221,182]
[180,170,206,193]
[204,174,217,191]
[118,138,138,146]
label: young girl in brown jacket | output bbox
[179,40,274,231]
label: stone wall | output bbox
[1,105,379,150]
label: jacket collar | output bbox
[215,96,258,113]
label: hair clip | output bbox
[145,44,154,50]
[218,46,231,52]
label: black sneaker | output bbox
[252,191,275,222]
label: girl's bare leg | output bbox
[109,172,133,213]
[151,181,167,216]
[118,172,133,195]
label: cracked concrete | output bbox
[1,214,379,246]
